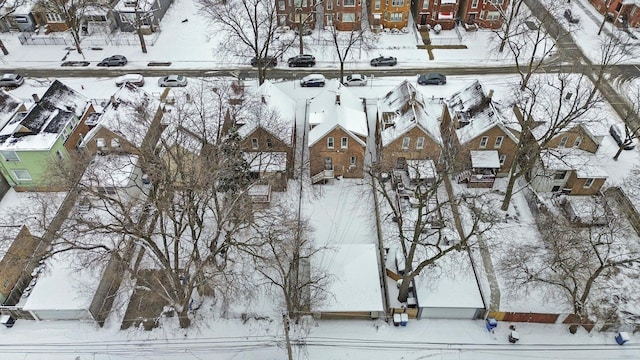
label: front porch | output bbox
[457,150,500,189]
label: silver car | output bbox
[0,73,24,88]
[158,75,188,87]
[343,74,368,86]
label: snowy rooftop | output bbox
[308,81,368,146]
[540,148,608,178]
[84,84,160,148]
[80,154,140,189]
[447,80,516,145]
[0,80,88,151]
[407,159,436,180]
[238,81,296,146]
[0,188,66,238]
[313,244,384,313]
[0,89,24,131]
[243,152,287,172]
[379,80,442,146]
[470,150,500,169]
[114,0,157,12]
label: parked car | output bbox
[564,9,580,23]
[97,55,128,67]
[0,73,24,88]
[294,27,313,36]
[300,74,326,87]
[158,75,188,87]
[343,73,368,86]
[251,56,277,67]
[370,56,397,67]
[610,124,635,150]
[417,73,447,85]
[288,54,316,67]
[115,73,145,87]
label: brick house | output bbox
[325,0,364,30]
[276,0,318,29]
[457,0,509,29]
[441,80,519,188]
[236,80,296,192]
[377,80,442,171]
[308,81,368,182]
[588,0,640,28]
[369,0,410,30]
[413,0,458,30]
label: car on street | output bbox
[342,73,368,86]
[417,73,447,85]
[564,9,580,23]
[115,73,145,87]
[294,27,313,36]
[158,75,188,87]
[97,55,128,67]
[251,56,277,67]
[0,73,24,88]
[610,124,635,150]
[300,74,326,87]
[370,56,397,67]
[288,54,316,67]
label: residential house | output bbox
[377,80,442,171]
[80,83,164,157]
[457,0,509,29]
[276,0,318,29]
[80,5,117,35]
[325,0,363,30]
[588,0,640,28]
[79,154,146,203]
[308,80,368,183]
[545,123,601,154]
[369,0,410,30]
[0,80,94,190]
[530,148,607,195]
[412,0,458,30]
[113,0,173,33]
[0,0,38,32]
[441,80,518,188]
[235,80,296,192]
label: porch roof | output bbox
[407,159,436,180]
[470,150,500,169]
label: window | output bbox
[499,154,506,166]
[479,136,489,148]
[494,136,503,148]
[375,0,381,9]
[390,12,403,21]
[559,136,568,147]
[56,150,64,160]
[342,12,355,22]
[350,156,356,166]
[14,16,29,23]
[551,185,561,192]
[554,171,567,180]
[46,13,63,22]
[341,137,348,148]
[98,186,117,195]
[328,137,334,149]
[266,138,273,148]
[416,137,425,149]
[584,178,594,188]
[288,0,292,5]
[344,0,355,5]
[392,0,404,5]
[402,137,410,149]
[12,169,31,181]
[485,11,500,20]
[251,138,258,149]
[471,0,478,7]
[327,0,333,9]
[489,0,502,4]
[96,138,106,149]
[573,136,582,148]
[279,0,285,10]
[120,13,135,22]
[111,138,120,148]
[0,151,20,162]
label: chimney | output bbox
[31,93,39,103]
[335,94,341,105]
[487,89,494,99]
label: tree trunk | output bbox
[501,173,518,211]
[137,29,148,54]
[70,28,83,56]
[339,61,344,85]
[283,314,294,360]
[298,23,304,54]
[598,18,606,36]
[0,40,9,55]
[258,65,265,85]
[397,276,412,303]
[178,306,191,328]
[613,146,623,160]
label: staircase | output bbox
[311,170,334,184]
[456,170,471,183]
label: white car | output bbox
[0,73,24,88]
[158,75,188,87]
[343,73,368,86]
[115,73,144,87]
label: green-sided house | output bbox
[0,80,93,191]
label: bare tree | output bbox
[371,163,498,302]
[500,208,640,333]
[197,0,295,85]
[0,0,29,54]
[116,0,157,53]
[326,22,376,83]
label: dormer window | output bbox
[251,138,258,149]
[96,138,106,149]
[573,136,582,148]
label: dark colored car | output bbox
[610,124,635,150]
[97,55,128,67]
[418,73,447,85]
[294,27,313,36]
[251,56,277,67]
[564,9,580,24]
[288,54,316,67]
[370,56,397,67]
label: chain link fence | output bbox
[18,30,160,47]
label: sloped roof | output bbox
[84,84,160,148]
[0,80,88,151]
[540,148,608,178]
[308,80,368,146]
[80,154,140,188]
[0,89,23,130]
[238,80,295,146]
[447,80,517,145]
[379,80,441,146]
